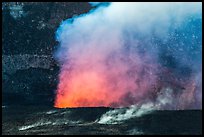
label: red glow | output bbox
[54,51,158,108]
[54,69,122,108]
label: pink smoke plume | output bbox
[54,2,202,109]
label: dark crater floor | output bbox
[2,105,202,135]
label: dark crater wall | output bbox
[2,2,92,106]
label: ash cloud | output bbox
[54,2,202,109]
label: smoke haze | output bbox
[54,2,202,109]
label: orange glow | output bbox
[54,69,122,108]
[54,54,156,108]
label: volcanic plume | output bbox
[54,2,202,109]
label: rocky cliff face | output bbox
[2,2,92,106]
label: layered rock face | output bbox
[2,2,92,106]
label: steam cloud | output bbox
[97,87,173,124]
[54,2,202,109]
